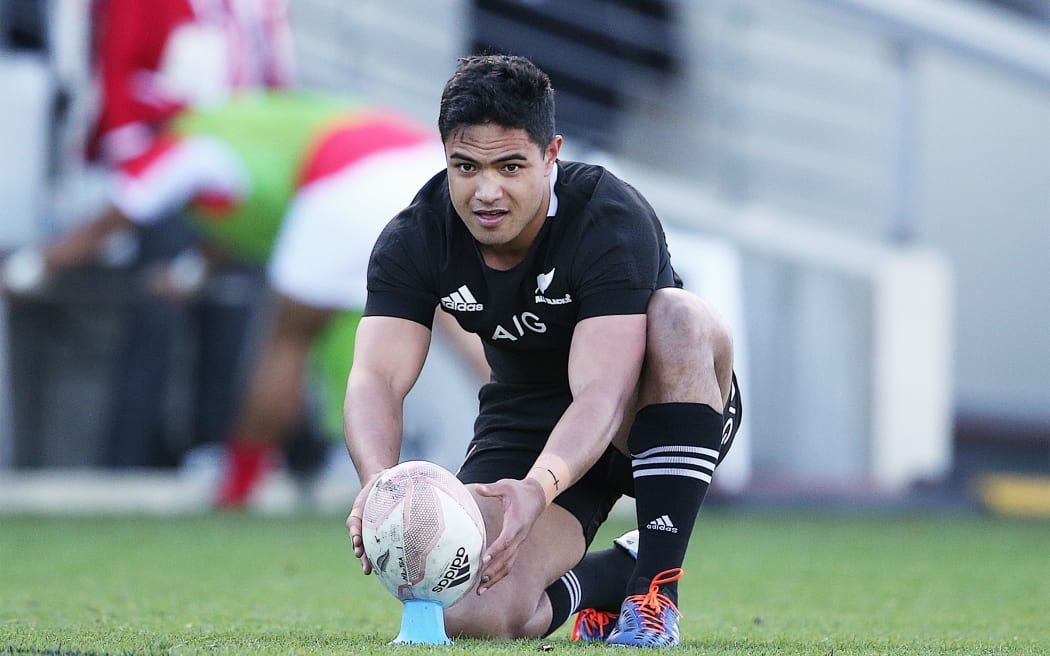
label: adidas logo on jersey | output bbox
[431,547,472,592]
[441,285,484,312]
[646,515,678,533]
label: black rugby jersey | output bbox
[365,160,681,385]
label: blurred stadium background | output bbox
[0,0,1047,515]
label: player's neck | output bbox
[480,245,528,271]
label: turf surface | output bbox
[1,510,1046,654]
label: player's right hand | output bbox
[346,470,386,575]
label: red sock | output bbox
[216,438,274,509]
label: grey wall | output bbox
[915,52,1050,423]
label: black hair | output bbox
[438,54,556,149]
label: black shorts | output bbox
[456,373,743,547]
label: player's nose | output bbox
[473,172,503,202]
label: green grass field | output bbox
[1,510,1046,655]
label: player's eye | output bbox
[503,163,521,173]
[455,162,476,173]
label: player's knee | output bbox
[647,288,733,365]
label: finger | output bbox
[346,506,363,535]
[347,506,367,564]
[477,551,515,593]
[476,477,519,497]
[482,515,523,561]
[476,547,497,594]
[477,534,521,593]
[481,533,506,566]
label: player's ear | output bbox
[544,135,563,171]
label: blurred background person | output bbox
[86,0,297,471]
[0,90,482,508]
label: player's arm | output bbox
[535,312,646,494]
[1,207,132,295]
[3,130,245,297]
[475,312,646,590]
[344,314,433,572]
[45,207,134,271]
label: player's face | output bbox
[445,124,561,269]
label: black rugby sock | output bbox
[543,546,634,636]
[627,402,725,603]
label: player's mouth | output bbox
[474,209,508,228]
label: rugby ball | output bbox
[362,460,486,608]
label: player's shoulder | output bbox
[555,160,606,203]
[557,160,656,216]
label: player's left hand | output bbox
[472,476,547,594]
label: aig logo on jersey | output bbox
[441,284,484,312]
[534,268,572,306]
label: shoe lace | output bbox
[624,568,683,631]
[574,608,616,639]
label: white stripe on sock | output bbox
[633,445,721,460]
[633,454,716,471]
[560,570,582,614]
[633,468,713,484]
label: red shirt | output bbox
[89,0,294,164]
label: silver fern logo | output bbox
[534,268,573,305]
[536,268,556,294]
